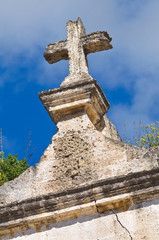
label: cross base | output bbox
[60,72,93,88]
[39,79,110,127]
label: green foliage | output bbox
[136,121,159,147]
[0,153,29,187]
[124,121,159,147]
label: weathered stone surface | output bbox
[0,111,158,206]
[1,17,159,240]
[97,115,122,141]
[0,97,159,239]
[0,167,159,227]
[44,17,112,87]
[39,80,110,126]
[0,180,159,239]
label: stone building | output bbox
[0,18,159,240]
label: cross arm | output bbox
[44,40,68,64]
[81,31,113,55]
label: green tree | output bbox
[0,153,29,187]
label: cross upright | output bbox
[44,17,112,87]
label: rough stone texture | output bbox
[0,68,159,240]
[1,199,159,239]
[97,115,122,141]
[0,111,158,207]
[0,108,159,240]
[44,17,112,87]
[0,110,158,221]
[39,80,110,126]
[1,17,159,240]
[0,166,159,228]
[0,87,159,239]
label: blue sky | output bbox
[0,0,159,165]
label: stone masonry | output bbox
[0,18,159,240]
[44,17,112,87]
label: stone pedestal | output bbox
[39,80,110,127]
[0,79,159,240]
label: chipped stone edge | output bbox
[39,80,110,125]
[0,168,159,234]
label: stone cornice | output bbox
[0,168,159,234]
[39,80,110,125]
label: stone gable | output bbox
[0,18,159,240]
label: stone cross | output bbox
[44,17,112,87]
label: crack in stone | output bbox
[92,194,133,240]
[112,210,133,240]
[93,194,100,214]
[92,193,133,240]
